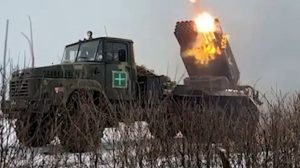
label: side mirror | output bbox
[118,49,127,62]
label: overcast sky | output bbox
[0,0,299,95]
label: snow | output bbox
[0,117,17,148]
[0,118,161,167]
[0,116,250,167]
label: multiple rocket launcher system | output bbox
[175,13,240,89]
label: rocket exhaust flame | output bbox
[194,12,216,33]
[183,12,228,65]
[174,15,240,84]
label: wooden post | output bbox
[29,16,34,68]
[2,20,9,106]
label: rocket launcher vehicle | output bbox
[174,19,240,88]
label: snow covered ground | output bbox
[0,117,190,167]
[0,120,215,167]
[0,116,247,168]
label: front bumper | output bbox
[1,96,62,119]
[1,99,27,118]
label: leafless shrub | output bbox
[2,89,300,167]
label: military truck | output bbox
[2,19,261,152]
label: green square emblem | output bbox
[112,71,128,88]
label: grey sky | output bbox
[0,0,299,94]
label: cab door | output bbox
[104,40,135,100]
[89,40,106,88]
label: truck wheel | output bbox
[16,113,54,147]
[181,100,259,145]
[148,116,177,140]
[147,100,179,140]
[59,90,106,153]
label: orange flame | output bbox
[190,0,197,3]
[184,12,228,65]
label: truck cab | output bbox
[3,36,139,117]
[61,37,137,100]
[1,34,167,151]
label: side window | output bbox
[95,42,103,61]
[106,42,127,62]
[114,43,127,62]
[106,42,114,61]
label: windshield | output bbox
[62,40,101,63]
[77,40,99,62]
[62,44,79,63]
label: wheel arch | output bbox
[61,79,105,105]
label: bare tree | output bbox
[21,16,34,68]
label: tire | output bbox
[16,113,54,147]
[148,117,178,140]
[180,97,259,144]
[147,100,179,140]
[59,90,107,153]
[180,105,227,143]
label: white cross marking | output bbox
[115,73,126,86]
